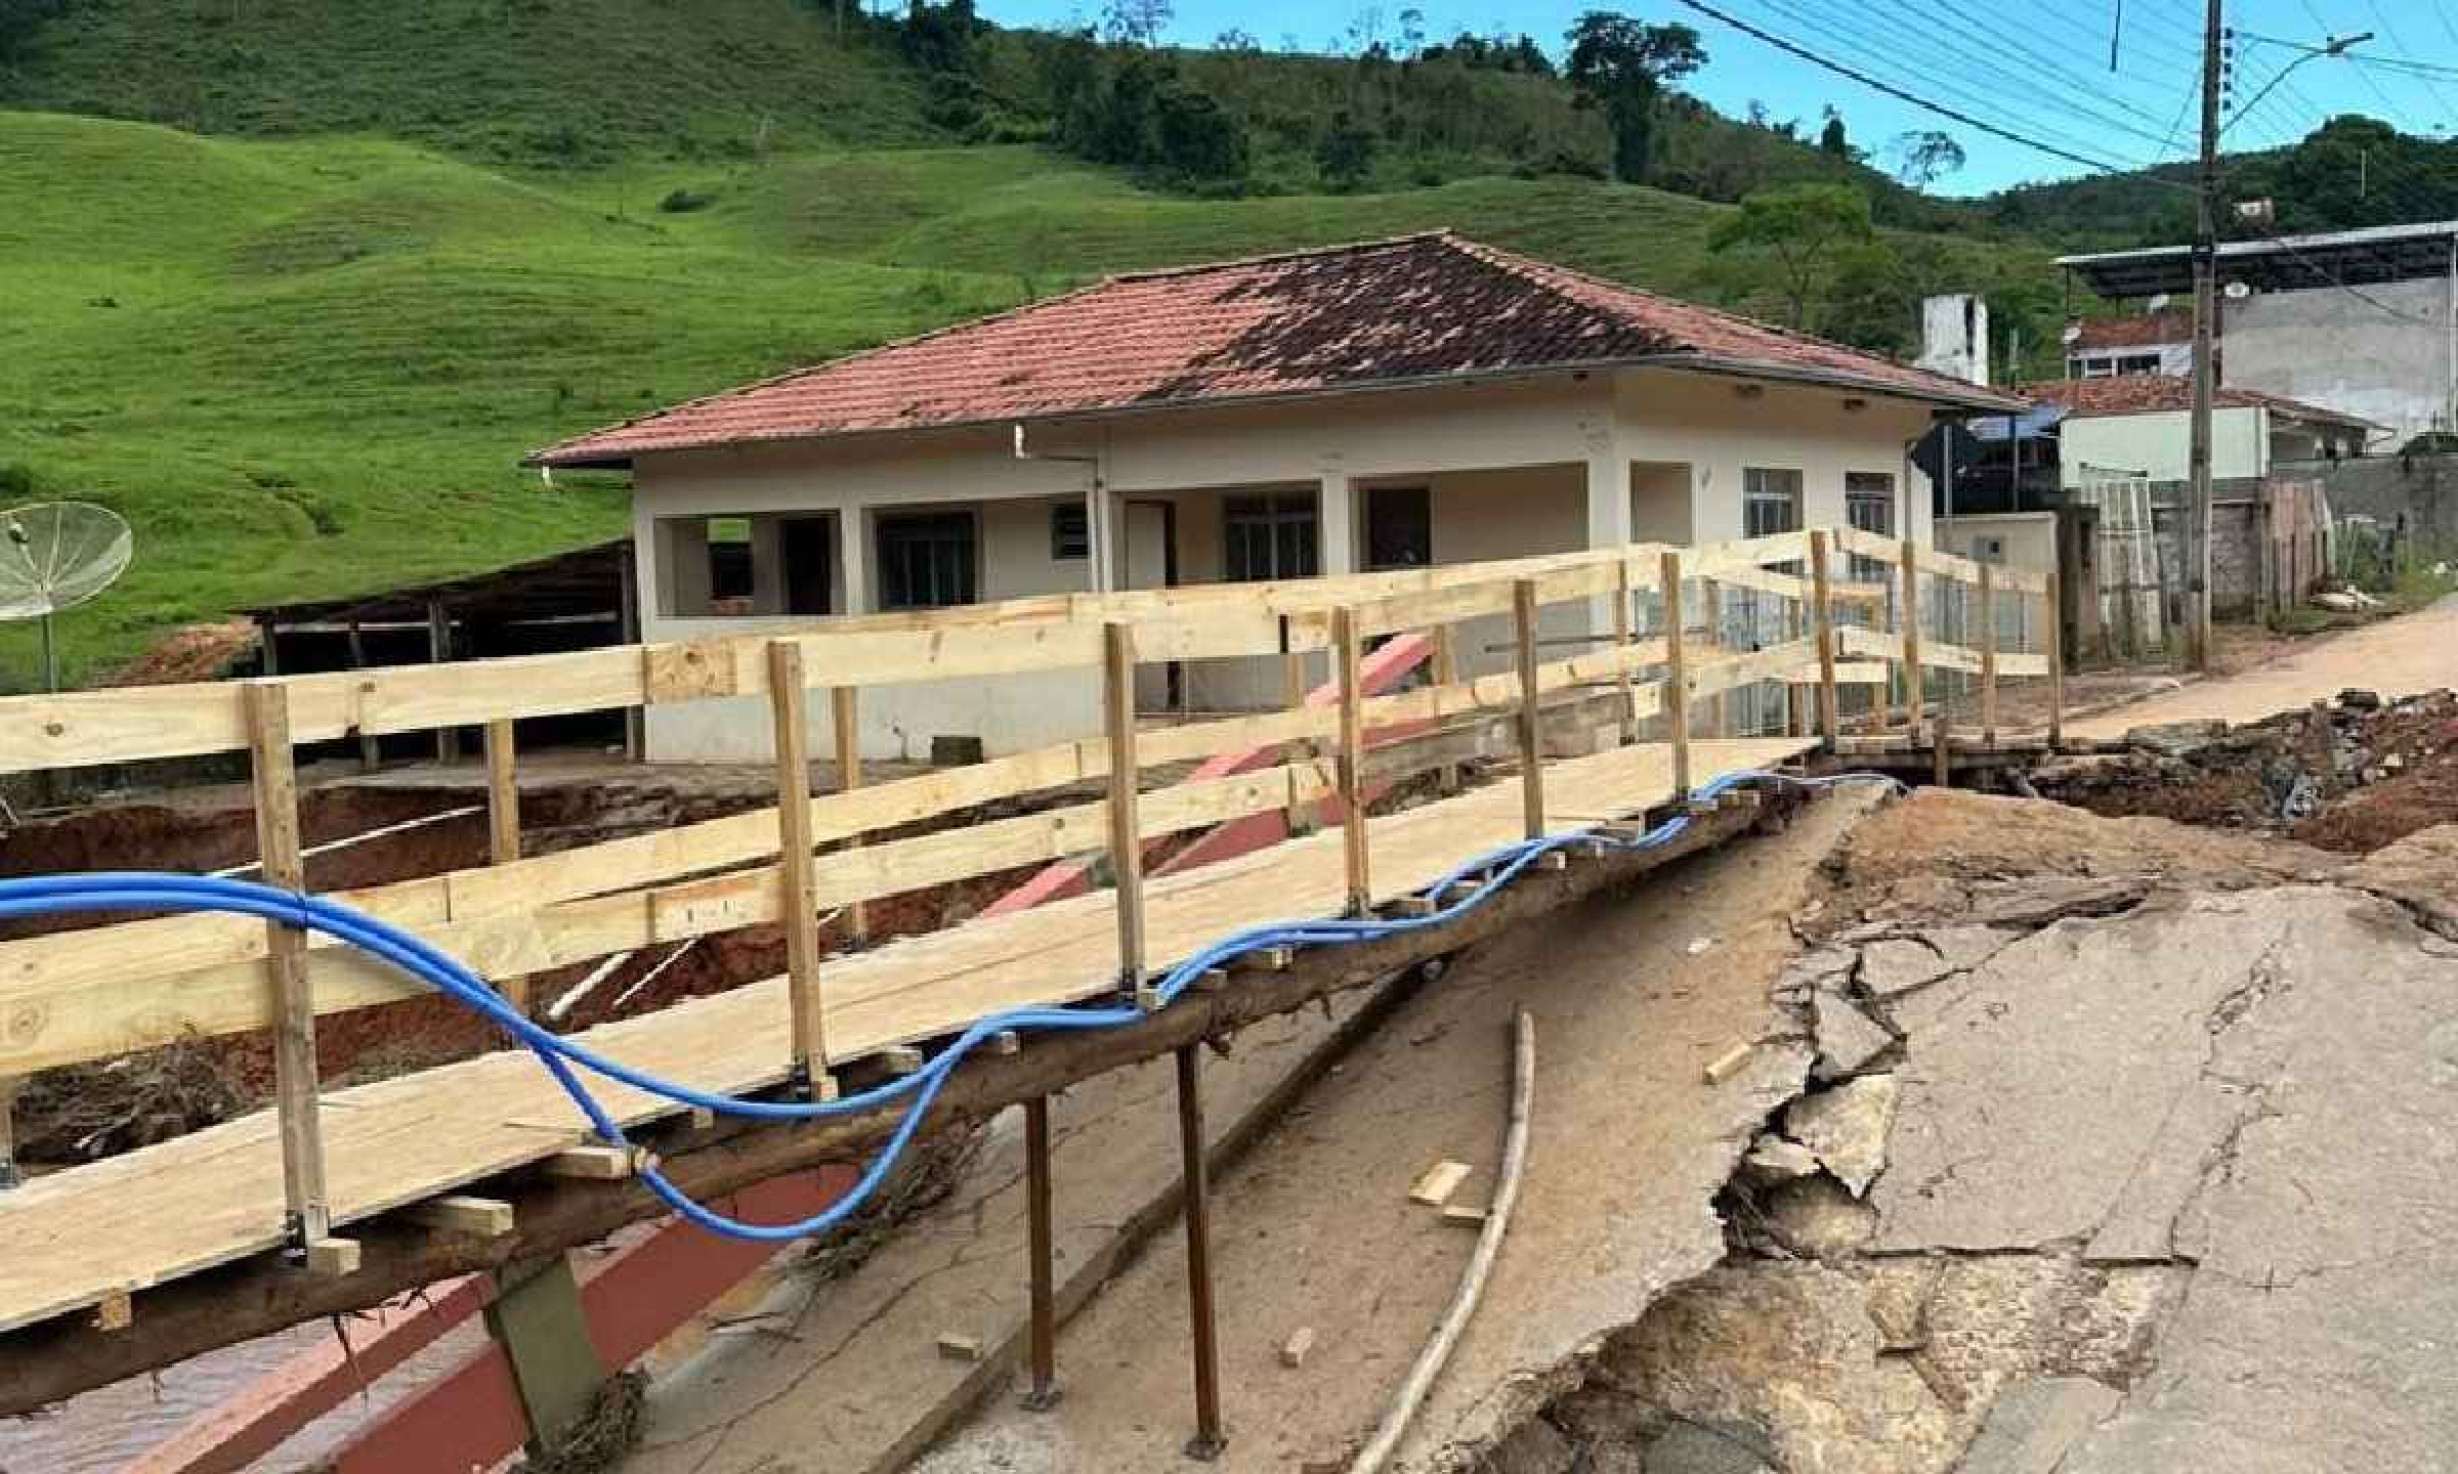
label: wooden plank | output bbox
[1408,1159,1472,1207]
[1101,622,1147,998]
[1810,530,1839,748]
[2045,566,2066,748]
[243,682,333,1254]
[426,601,456,764]
[404,1195,516,1238]
[1900,540,1924,738]
[1662,551,1690,794]
[1512,580,1545,840]
[1833,526,1902,566]
[1687,639,1820,701]
[1334,607,1371,915]
[1689,530,1810,578]
[1611,559,1639,747]
[831,686,868,946]
[1702,578,1727,738]
[768,641,829,1086]
[481,718,530,1014]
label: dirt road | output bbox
[2071,596,2458,737]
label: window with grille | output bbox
[876,511,978,610]
[1049,501,1089,560]
[1845,472,1895,537]
[1742,468,1803,539]
[1223,493,1318,582]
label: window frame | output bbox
[1222,491,1320,583]
[1741,467,1804,540]
[874,508,981,612]
[1049,500,1090,561]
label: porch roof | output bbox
[529,232,2025,470]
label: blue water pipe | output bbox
[0,768,1894,1242]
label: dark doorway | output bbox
[1365,485,1432,570]
[781,515,835,616]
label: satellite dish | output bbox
[2224,280,2253,300]
[2060,323,2084,345]
[0,501,134,692]
[2146,293,2171,312]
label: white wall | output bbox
[2058,405,2266,486]
[2224,276,2455,443]
[628,367,1953,761]
[1937,512,2057,574]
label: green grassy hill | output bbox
[0,107,2061,688]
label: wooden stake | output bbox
[1610,560,1638,747]
[2045,564,2067,749]
[1102,622,1149,1001]
[345,621,379,771]
[1809,531,1839,750]
[1333,606,1371,915]
[1660,551,1691,796]
[243,681,338,1262]
[426,600,455,765]
[1282,635,1317,829]
[1701,577,1727,738]
[767,641,830,1094]
[830,686,868,945]
[1511,579,1545,840]
[1899,540,1924,739]
[1978,562,1999,747]
[1432,621,1463,793]
[482,718,530,1014]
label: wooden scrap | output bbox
[545,1144,635,1181]
[304,1237,361,1276]
[1279,1326,1317,1369]
[989,1029,1022,1055]
[1408,1159,1472,1207]
[406,1195,516,1239]
[935,1332,983,1362]
[91,1289,133,1332]
[1702,1042,1755,1084]
[877,1045,926,1076]
[1441,1202,1487,1228]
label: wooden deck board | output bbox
[0,737,1808,1337]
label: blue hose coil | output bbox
[0,768,1888,1241]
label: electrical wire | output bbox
[0,770,1902,1243]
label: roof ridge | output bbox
[1106,230,1456,284]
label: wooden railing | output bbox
[0,528,2056,1264]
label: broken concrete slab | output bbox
[1640,1420,1776,1474]
[2347,822,2458,940]
[2122,719,2228,757]
[1810,989,1893,1080]
[1960,874,2151,928]
[1782,1075,1897,1196]
[1758,1176,1875,1260]
[1958,1377,2121,1474]
[1855,937,1954,999]
[1737,1134,1819,1186]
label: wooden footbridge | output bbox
[0,528,2060,1455]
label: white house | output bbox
[530,232,2021,762]
[2020,376,2375,487]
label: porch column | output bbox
[1584,429,1634,640]
[837,506,870,615]
[747,515,787,615]
[1318,470,1357,576]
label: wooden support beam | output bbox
[768,641,832,1096]
[1899,540,1924,740]
[484,720,521,866]
[244,681,340,1265]
[1332,606,1371,916]
[1432,621,1463,793]
[545,1145,636,1181]
[1661,551,1691,795]
[406,1195,517,1238]
[2045,565,2066,749]
[0,1076,17,1191]
[1022,1094,1060,1411]
[345,621,380,771]
[1702,577,1727,738]
[1978,561,1999,747]
[484,1254,606,1456]
[426,600,455,765]
[616,548,644,763]
[1611,561,1638,748]
[1809,531,1839,750]
[1511,579,1545,840]
[831,686,868,945]
[1101,622,1150,1005]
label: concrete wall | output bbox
[1936,512,2057,575]
[2224,277,2457,445]
[2061,405,2266,486]
[2287,450,2458,547]
[627,366,1940,761]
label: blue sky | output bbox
[971,0,2458,194]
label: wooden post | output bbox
[830,686,868,946]
[1511,579,1545,841]
[243,681,348,1269]
[768,641,831,1096]
[617,547,644,763]
[1332,607,1371,916]
[426,600,455,765]
[1102,622,1150,1003]
[1611,559,1638,747]
[1978,563,1999,748]
[345,621,380,771]
[482,718,531,1014]
[1809,531,1839,750]
[1701,577,1727,737]
[2045,566,2067,750]
[1281,628,1317,830]
[484,1253,607,1456]
[1432,621,1463,793]
[1661,551,1691,796]
[1899,540,1924,739]
[0,1077,20,1191]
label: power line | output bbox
[1672,0,2176,178]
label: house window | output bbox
[876,511,978,610]
[1742,468,1802,539]
[1844,472,1895,537]
[1223,493,1318,582]
[1050,501,1089,560]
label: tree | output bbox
[1565,12,1706,183]
[1100,0,1170,46]
[1817,106,1848,160]
[1708,183,1877,332]
[1889,130,1966,191]
[0,0,64,66]
[1317,109,1377,191]
[1152,79,1248,183]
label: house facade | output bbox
[2021,376,2374,486]
[532,233,2019,762]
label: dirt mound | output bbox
[13,1039,250,1165]
[104,620,257,687]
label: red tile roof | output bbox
[2072,310,2191,350]
[530,232,2023,468]
[2018,375,2380,430]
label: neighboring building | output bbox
[2017,376,2375,487]
[1915,293,1991,386]
[530,232,2020,762]
[2057,220,2458,444]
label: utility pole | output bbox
[2186,0,2222,672]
